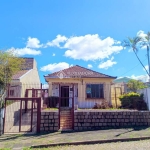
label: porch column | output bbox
[48,82,52,96]
[78,82,82,102]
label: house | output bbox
[44,65,117,109]
[9,58,41,98]
[112,77,133,93]
[111,77,133,107]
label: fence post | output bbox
[7,84,10,98]
[72,84,74,130]
[59,84,61,129]
[37,98,41,133]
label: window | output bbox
[86,84,104,99]
[10,90,14,96]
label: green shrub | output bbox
[119,92,147,110]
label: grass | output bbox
[44,108,58,110]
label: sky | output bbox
[1,0,150,83]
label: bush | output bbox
[119,92,147,110]
[93,100,112,109]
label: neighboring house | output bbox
[44,65,116,109]
[112,77,132,93]
[9,58,41,98]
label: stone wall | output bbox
[40,111,59,132]
[74,110,150,131]
[40,110,150,132]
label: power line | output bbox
[119,59,147,77]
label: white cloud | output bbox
[64,34,123,61]
[42,84,49,89]
[136,30,147,49]
[8,47,41,56]
[52,53,56,56]
[26,37,42,48]
[40,62,70,72]
[137,30,147,39]
[143,65,149,72]
[130,74,149,82]
[47,34,123,61]
[47,35,67,47]
[88,64,93,68]
[98,57,117,69]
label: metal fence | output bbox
[0,83,48,135]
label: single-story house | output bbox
[8,58,41,98]
[44,65,117,109]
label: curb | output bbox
[31,136,150,148]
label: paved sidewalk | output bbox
[0,127,150,149]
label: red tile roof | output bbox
[22,58,34,70]
[12,70,30,80]
[44,65,117,80]
[12,58,34,80]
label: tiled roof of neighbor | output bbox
[12,70,30,80]
[22,58,34,70]
[12,58,34,80]
[44,65,117,79]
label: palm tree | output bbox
[122,37,149,76]
[140,32,150,80]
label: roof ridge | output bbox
[47,64,116,78]
[48,65,75,75]
[75,65,116,78]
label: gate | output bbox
[4,97,41,133]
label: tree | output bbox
[127,79,147,92]
[122,37,149,76]
[140,32,150,81]
[0,50,25,100]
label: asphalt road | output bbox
[44,140,150,150]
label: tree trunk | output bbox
[133,49,149,76]
[147,46,150,81]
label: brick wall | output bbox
[74,110,150,131]
[40,110,150,132]
[40,111,59,132]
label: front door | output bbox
[61,86,69,107]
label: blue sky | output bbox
[1,0,150,83]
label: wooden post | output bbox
[37,98,41,133]
[7,84,10,98]
[25,90,28,113]
[40,83,42,97]
[58,84,61,129]
[3,99,7,133]
[19,100,22,132]
[115,87,117,108]
[72,84,74,130]
[31,99,33,132]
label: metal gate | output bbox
[4,97,41,133]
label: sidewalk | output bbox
[0,127,150,149]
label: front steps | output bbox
[60,108,73,131]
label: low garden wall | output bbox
[74,110,150,131]
[40,110,150,132]
[40,111,59,132]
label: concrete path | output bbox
[0,127,150,149]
